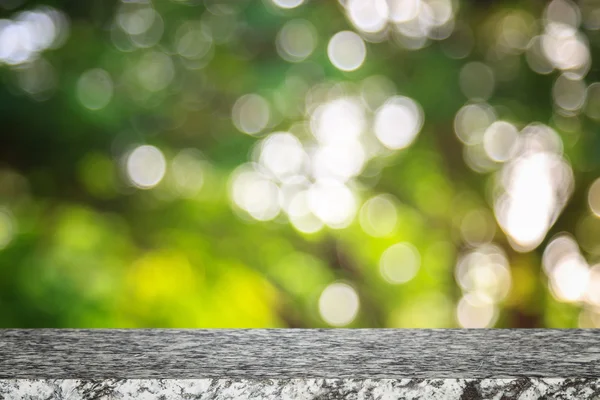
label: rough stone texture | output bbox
[1,379,600,400]
[2,330,600,398]
[1,330,600,379]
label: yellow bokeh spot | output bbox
[54,207,104,252]
[127,251,201,304]
[206,262,281,327]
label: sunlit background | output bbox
[1,0,600,328]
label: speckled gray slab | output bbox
[1,329,600,379]
[1,379,600,400]
[2,330,600,399]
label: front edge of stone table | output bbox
[0,329,599,399]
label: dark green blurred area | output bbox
[0,0,600,328]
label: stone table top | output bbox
[1,330,599,399]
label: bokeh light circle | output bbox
[232,94,271,135]
[126,145,167,189]
[374,96,424,150]
[77,68,113,110]
[318,282,360,326]
[588,178,600,217]
[276,19,317,62]
[379,242,421,284]
[327,30,367,72]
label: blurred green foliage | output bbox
[1,0,600,328]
